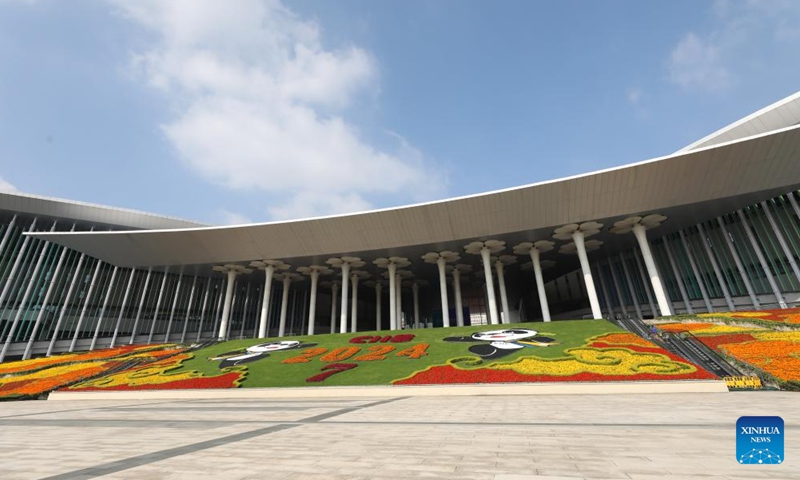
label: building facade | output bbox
[2,92,800,362]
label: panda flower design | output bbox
[443,328,556,360]
[210,340,317,369]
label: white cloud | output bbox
[667,1,800,92]
[667,33,730,91]
[109,0,444,220]
[215,208,253,226]
[0,176,17,192]
[626,88,643,105]
[266,191,374,221]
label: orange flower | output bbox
[721,340,800,381]
[590,333,655,348]
[0,362,116,396]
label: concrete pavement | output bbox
[0,392,797,479]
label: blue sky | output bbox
[1,0,799,225]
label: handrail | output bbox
[680,330,745,377]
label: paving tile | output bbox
[0,392,798,480]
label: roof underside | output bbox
[29,123,800,282]
[0,191,206,230]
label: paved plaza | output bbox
[0,391,798,479]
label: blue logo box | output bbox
[736,416,784,464]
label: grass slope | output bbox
[173,320,625,388]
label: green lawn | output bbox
[171,320,625,388]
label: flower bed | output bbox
[47,321,720,391]
[0,361,122,398]
[692,329,800,390]
[0,344,189,400]
[0,344,181,376]
[394,364,716,385]
[68,353,246,391]
[689,308,800,327]
[657,322,764,336]
[394,332,715,385]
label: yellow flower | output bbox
[489,347,695,376]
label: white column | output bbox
[388,262,397,330]
[396,273,403,328]
[633,249,659,316]
[632,225,672,317]
[452,270,464,327]
[412,283,420,329]
[258,265,274,338]
[663,237,693,314]
[23,227,75,359]
[340,262,350,333]
[717,217,760,308]
[180,276,199,344]
[0,214,17,254]
[619,253,644,319]
[495,261,510,324]
[696,222,736,311]
[218,270,238,340]
[48,252,90,355]
[147,271,170,344]
[678,230,714,313]
[0,220,41,360]
[90,266,120,350]
[573,231,603,319]
[278,276,291,337]
[164,273,184,342]
[330,283,339,334]
[128,268,152,345]
[0,218,38,325]
[195,278,213,342]
[437,257,451,327]
[595,262,615,318]
[111,269,138,348]
[529,248,551,322]
[350,273,359,333]
[736,211,785,308]
[375,283,382,330]
[607,260,629,316]
[480,247,500,324]
[70,260,105,352]
[307,270,319,335]
[761,201,800,283]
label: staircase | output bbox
[610,315,744,378]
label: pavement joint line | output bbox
[38,423,299,480]
[102,406,322,411]
[0,400,184,419]
[297,396,409,423]
[33,397,409,479]
[4,417,796,429]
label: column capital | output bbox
[326,256,365,269]
[512,240,555,257]
[373,257,411,269]
[552,222,603,241]
[609,214,667,235]
[297,265,333,279]
[249,259,290,271]
[463,240,505,256]
[274,272,302,284]
[212,264,253,276]
[422,251,460,264]
[350,270,370,282]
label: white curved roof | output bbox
[29,121,800,270]
[0,191,206,230]
[678,91,800,153]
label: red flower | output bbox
[70,372,243,391]
[697,333,757,350]
[393,364,716,385]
